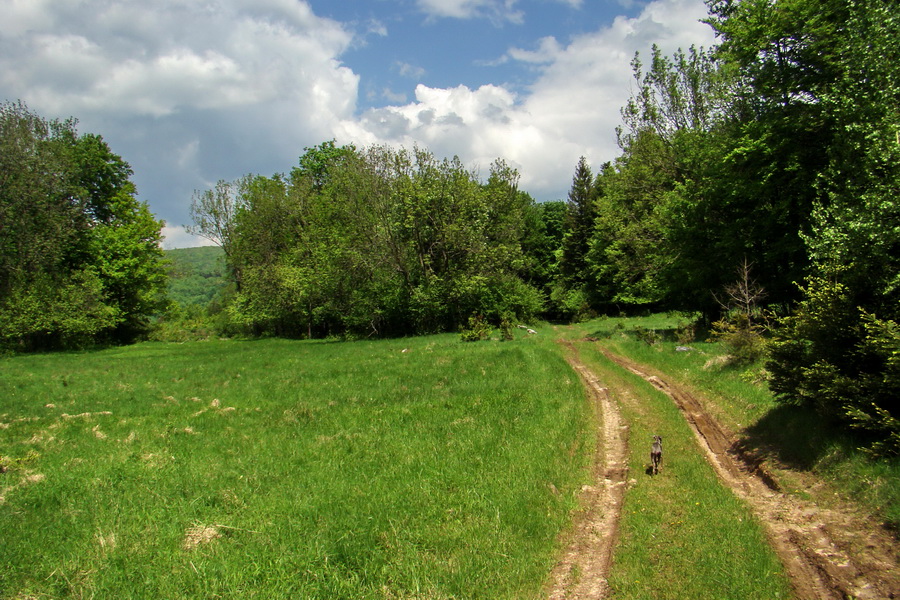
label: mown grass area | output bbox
[575,314,900,531]
[564,337,792,600]
[0,331,592,599]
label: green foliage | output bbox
[674,320,697,345]
[742,0,900,455]
[767,276,855,410]
[701,0,899,315]
[558,156,597,287]
[588,44,761,315]
[292,139,358,191]
[154,247,232,341]
[768,277,900,455]
[90,191,169,340]
[710,312,766,365]
[589,139,673,309]
[202,144,543,338]
[827,313,900,457]
[630,325,661,346]
[708,260,768,364]
[0,270,118,348]
[71,133,134,223]
[571,0,899,452]
[805,1,900,312]
[460,314,492,342]
[549,283,593,323]
[499,314,515,341]
[520,199,564,291]
[618,44,728,148]
[0,101,167,350]
[164,246,228,307]
[187,177,250,288]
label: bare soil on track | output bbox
[600,347,900,600]
[546,341,629,600]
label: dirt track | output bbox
[599,347,900,600]
[546,341,629,600]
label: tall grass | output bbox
[0,333,591,599]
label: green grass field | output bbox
[0,333,591,599]
[3,316,896,599]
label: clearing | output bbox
[2,327,898,598]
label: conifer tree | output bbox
[559,156,596,286]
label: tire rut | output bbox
[600,346,900,600]
[547,340,629,600]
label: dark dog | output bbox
[650,435,663,475]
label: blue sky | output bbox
[0,0,715,247]
[307,0,650,108]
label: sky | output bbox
[0,0,717,248]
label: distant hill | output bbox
[164,246,228,307]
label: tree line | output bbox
[188,143,555,338]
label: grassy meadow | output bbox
[0,332,592,599]
[4,313,897,599]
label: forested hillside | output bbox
[165,246,227,308]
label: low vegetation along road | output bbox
[553,336,900,600]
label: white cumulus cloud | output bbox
[415,0,524,23]
[414,0,586,22]
[341,0,716,201]
[0,0,361,245]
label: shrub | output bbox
[710,312,767,365]
[499,314,515,341]
[767,276,900,456]
[631,326,661,345]
[708,260,768,364]
[675,320,697,345]
[460,314,492,342]
[549,284,594,323]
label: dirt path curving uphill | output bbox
[546,341,629,600]
[600,347,900,600]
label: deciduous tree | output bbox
[0,101,166,349]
